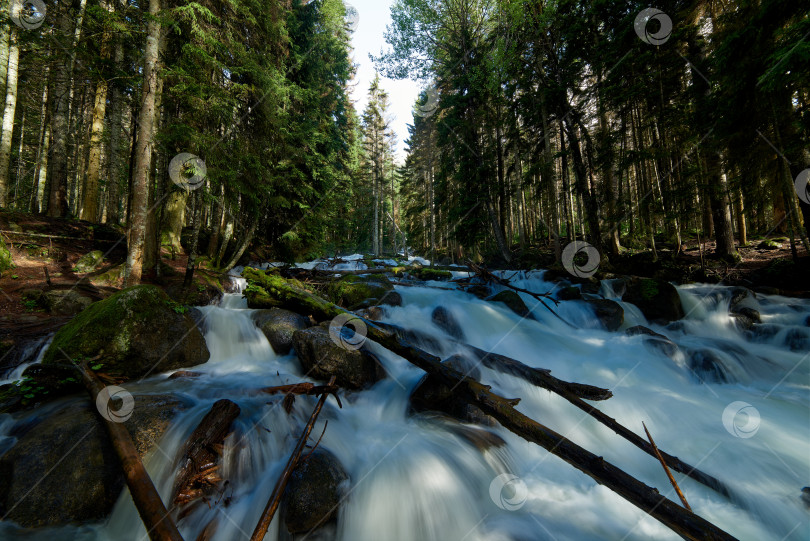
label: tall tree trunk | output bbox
[125,0,161,285]
[46,1,80,217]
[105,39,126,224]
[80,78,108,222]
[0,27,19,207]
[29,72,49,212]
[0,2,11,104]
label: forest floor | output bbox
[1,210,808,342]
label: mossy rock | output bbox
[0,236,12,273]
[92,264,125,285]
[409,268,453,281]
[623,277,684,323]
[40,285,210,381]
[252,308,311,355]
[327,274,394,310]
[73,250,104,273]
[757,239,782,250]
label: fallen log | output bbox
[171,399,241,509]
[250,376,337,541]
[77,362,185,541]
[375,314,729,496]
[373,320,612,402]
[242,269,738,541]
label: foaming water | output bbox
[0,269,807,541]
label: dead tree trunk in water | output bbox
[242,270,738,541]
[77,363,184,541]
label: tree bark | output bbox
[80,78,108,222]
[125,0,162,285]
[0,27,19,207]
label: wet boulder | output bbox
[556,286,582,301]
[585,299,624,331]
[784,328,809,352]
[622,277,684,323]
[730,307,761,332]
[292,326,384,389]
[0,394,187,527]
[464,285,492,299]
[327,274,395,310]
[729,287,753,311]
[687,349,729,383]
[431,306,465,339]
[40,285,210,381]
[625,325,678,358]
[281,449,349,534]
[252,308,311,355]
[410,354,493,425]
[409,268,453,281]
[486,290,532,319]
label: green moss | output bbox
[327,274,393,308]
[0,236,13,273]
[638,278,659,300]
[42,285,169,366]
[243,268,335,315]
[409,268,452,281]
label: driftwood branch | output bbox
[468,261,575,327]
[249,376,337,541]
[644,422,692,511]
[243,269,738,541]
[77,363,185,541]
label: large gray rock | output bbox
[41,285,210,381]
[42,289,94,316]
[0,394,187,527]
[282,449,349,534]
[74,250,104,273]
[292,326,384,389]
[252,308,311,355]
